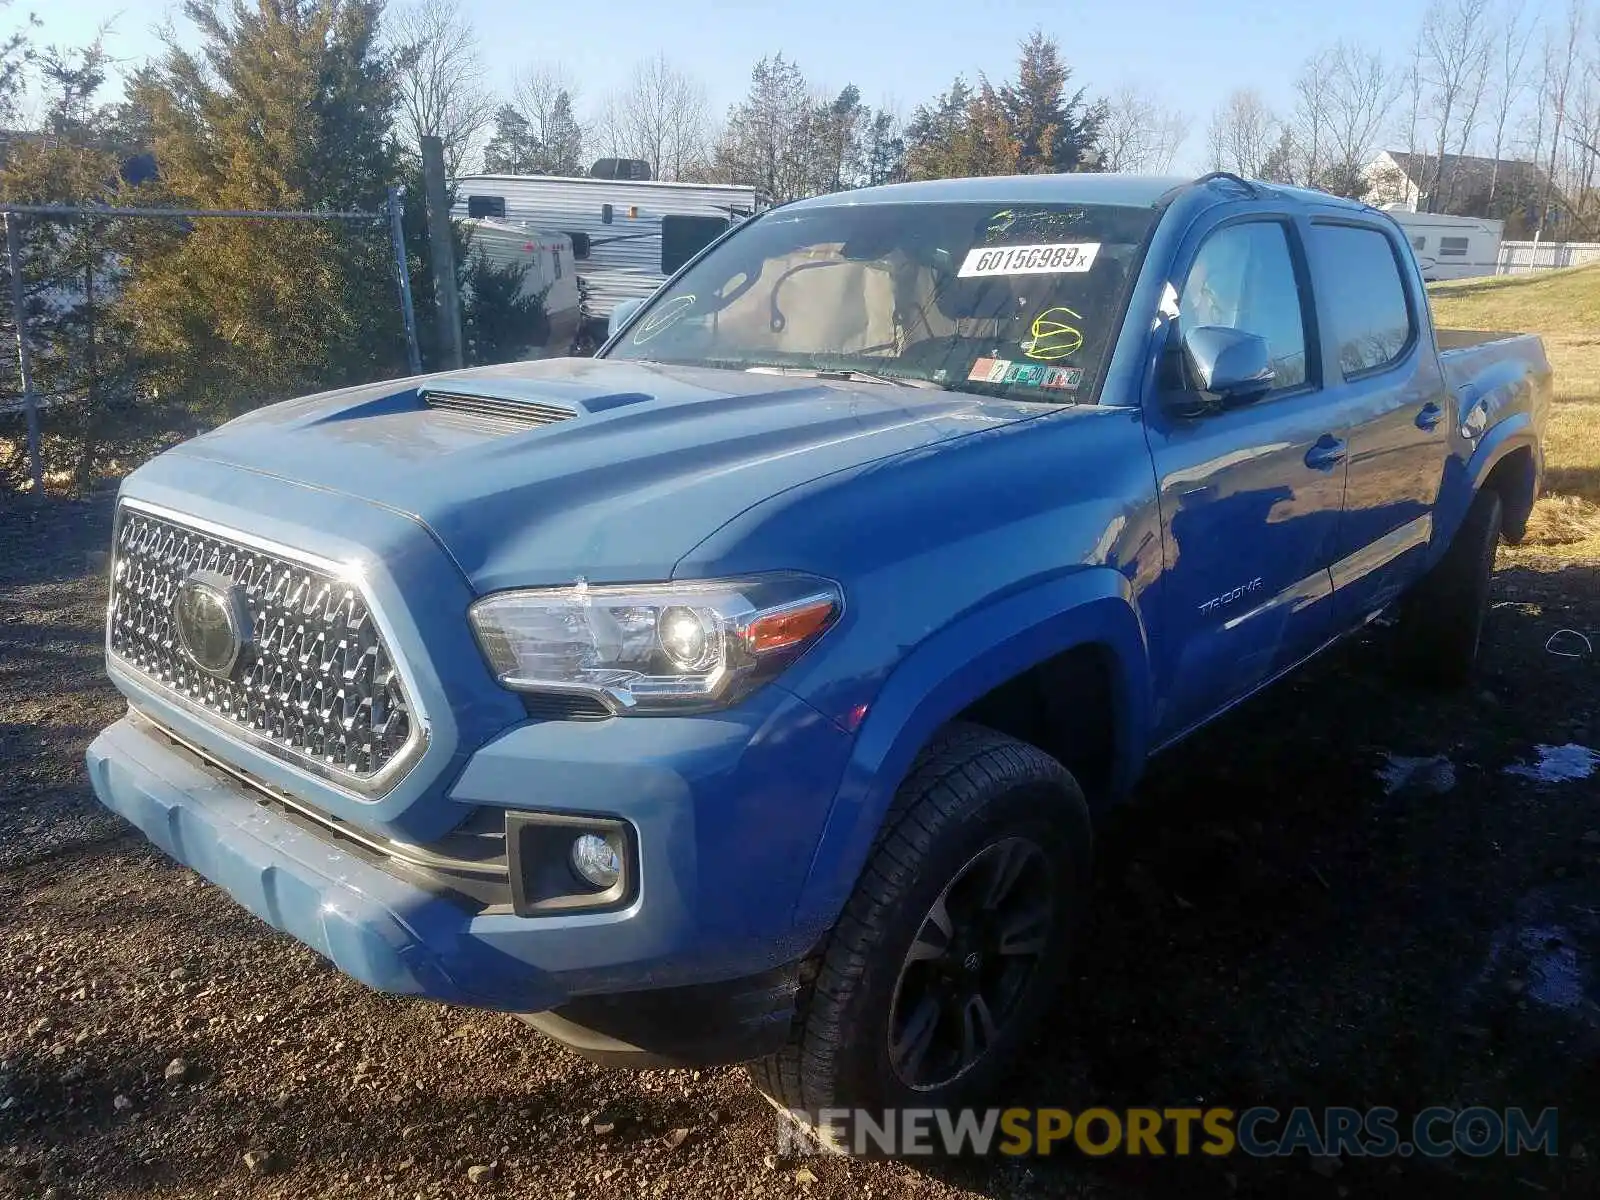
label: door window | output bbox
[1310,223,1415,377]
[1179,221,1309,392]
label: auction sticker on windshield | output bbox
[958,242,1101,277]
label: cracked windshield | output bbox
[605,201,1159,401]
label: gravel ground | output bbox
[2,493,1598,1199]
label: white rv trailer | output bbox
[460,219,582,352]
[452,174,762,335]
[1380,207,1504,282]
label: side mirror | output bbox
[608,298,645,339]
[1181,326,1276,402]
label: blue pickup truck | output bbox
[88,173,1549,1119]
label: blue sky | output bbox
[36,0,1445,170]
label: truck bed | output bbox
[1437,330,1550,406]
[1436,328,1527,352]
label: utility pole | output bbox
[6,215,43,495]
[420,135,463,370]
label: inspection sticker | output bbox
[958,242,1101,277]
[967,357,1014,382]
[1042,366,1084,391]
[1004,363,1048,386]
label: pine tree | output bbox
[965,81,1023,176]
[904,78,974,180]
[862,109,905,187]
[811,85,864,193]
[999,30,1103,173]
[904,34,1104,181]
[121,0,403,420]
[460,246,547,364]
[713,54,814,202]
[483,104,540,173]
[532,91,584,176]
[905,77,1020,179]
[0,43,161,491]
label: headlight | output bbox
[469,573,842,713]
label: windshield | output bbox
[603,200,1159,402]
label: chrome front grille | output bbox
[107,504,423,793]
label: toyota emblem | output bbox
[173,571,252,679]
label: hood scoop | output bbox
[420,387,579,429]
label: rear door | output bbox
[1306,218,1451,626]
[1145,211,1350,744]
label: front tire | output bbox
[751,723,1091,1136]
[1397,487,1503,687]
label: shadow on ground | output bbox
[913,562,1600,1197]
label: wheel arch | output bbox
[790,567,1151,935]
[1479,441,1539,543]
[1434,412,1540,555]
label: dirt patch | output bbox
[2,495,1598,1199]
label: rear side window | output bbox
[1439,236,1469,257]
[1310,224,1414,377]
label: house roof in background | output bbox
[1379,150,1552,198]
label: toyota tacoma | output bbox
[88,172,1550,1119]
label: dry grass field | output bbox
[1430,265,1600,561]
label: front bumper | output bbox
[87,714,567,1011]
[87,691,850,1061]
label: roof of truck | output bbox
[786,173,1374,213]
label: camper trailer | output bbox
[452,165,763,345]
[1381,208,1504,282]
[460,220,582,354]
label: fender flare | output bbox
[790,566,1152,934]
[1433,410,1540,551]
[1467,411,1539,492]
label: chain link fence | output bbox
[0,194,420,496]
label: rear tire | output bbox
[1397,488,1503,688]
[750,723,1091,1144]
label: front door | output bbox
[1144,214,1350,744]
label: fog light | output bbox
[570,833,622,889]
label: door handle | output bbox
[1415,402,1444,431]
[1304,434,1346,471]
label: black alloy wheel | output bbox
[887,835,1054,1090]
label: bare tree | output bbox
[1401,33,1427,171]
[1536,0,1584,235]
[1324,42,1403,195]
[595,54,711,181]
[1206,89,1278,178]
[513,65,587,175]
[1418,0,1493,211]
[1569,74,1600,234]
[1486,0,1538,202]
[1291,48,1335,186]
[1099,85,1190,172]
[389,0,496,176]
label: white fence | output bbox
[1497,240,1600,274]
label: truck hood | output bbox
[172,358,1035,591]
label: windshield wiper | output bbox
[744,364,943,390]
